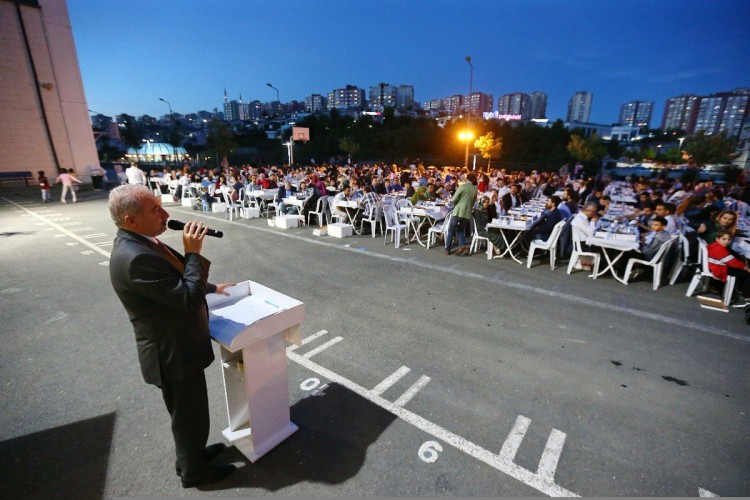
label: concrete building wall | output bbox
[0,0,99,182]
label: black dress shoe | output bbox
[175,443,227,476]
[181,464,237,488]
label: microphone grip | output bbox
[167,219,223,238]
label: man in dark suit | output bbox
[523,195,564,249]
[108,185,237,488]
[501,184,523,213]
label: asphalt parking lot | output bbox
[1,186,748,497]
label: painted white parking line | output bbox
[699,487,719,497]
[59,222,82,227]
[287,329,328,352]
[393,375,431,407]
[94,241,113,247]
[68,227,95,232]
[537,429,567,482]
[286,348,578,497]
[499,415,531,462]
[3,199,111,258]
[170,207,748,344]
[301,336,343,359]
[79,233,108,239]
[372,366,411,395]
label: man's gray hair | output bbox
[108,184,153,227]
[583,202,599,212]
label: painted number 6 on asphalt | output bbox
[418,440,443,463]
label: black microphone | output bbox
[167,219,224,238]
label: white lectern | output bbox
[206,280,304,462]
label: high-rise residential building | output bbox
[619,100,653,128]
[567,91,593,123]
[423,98,446,111]
[447,94,464,115]
[529,92,548,119]
[693,88,750,138]
[369,83,398,110]
[498,92,531,120]
[223,100,239,121]
[396,85,415,109]
[91,113,112,130]
[327,85,366,110]
[661,94,700,132]
[466,92,493,116]
[368,83,415,110]
[305,94,327,113]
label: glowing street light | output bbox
[464,56,473,169]
[458,131,474,142]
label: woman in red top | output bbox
[707,228,750,304]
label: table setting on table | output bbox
[604,182,638,204]
[282,193,311,214]
[397,201,451,247]
[486,209,540,263]
[586,218,641,283]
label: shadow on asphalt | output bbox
[202,382,397,491]
[0,232,34,237]
[0,412,115,499]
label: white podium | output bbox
[206,280,304,462]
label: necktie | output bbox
[152,239,185,273]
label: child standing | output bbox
[38,170,52,202]
[56,168,82,203]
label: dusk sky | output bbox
[68,0,749,126]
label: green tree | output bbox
[206,118,235,167]
[474,131,502,171]
[339,135,360,162]
[682,131,738,165]
[120,115,142,152]
[567,134,606,170]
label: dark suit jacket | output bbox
[501,193,522,212]
[110,229,217,387]
[277,185,298,200]
[530,208,563,240]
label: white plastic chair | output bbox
[623,235,678,290]
[220,187,243,221]
[383,204,407,248]
[685,239,736,306]
[668,231,691,285]
[307,196,329,227]
[527,220,566,270]
[427,212,452,249]
[394,198,415,237]
[360,202,384,237]
[265,193,278,219]
[567,230,601,278]
[329,196,346,224]
[469,217,490,258]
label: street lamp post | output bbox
[266,83,280,115]
[464,56,473,169]
[158,97,176,167]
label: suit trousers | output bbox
[161,370,211,479]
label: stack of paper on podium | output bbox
[207,280,304,462]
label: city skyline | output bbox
[69,0,749,126]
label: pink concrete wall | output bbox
[0,0,100,184]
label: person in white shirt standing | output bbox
[126,164,147,186]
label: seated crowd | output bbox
[141,160,750,320]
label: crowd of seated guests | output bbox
[141,159,750,319]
